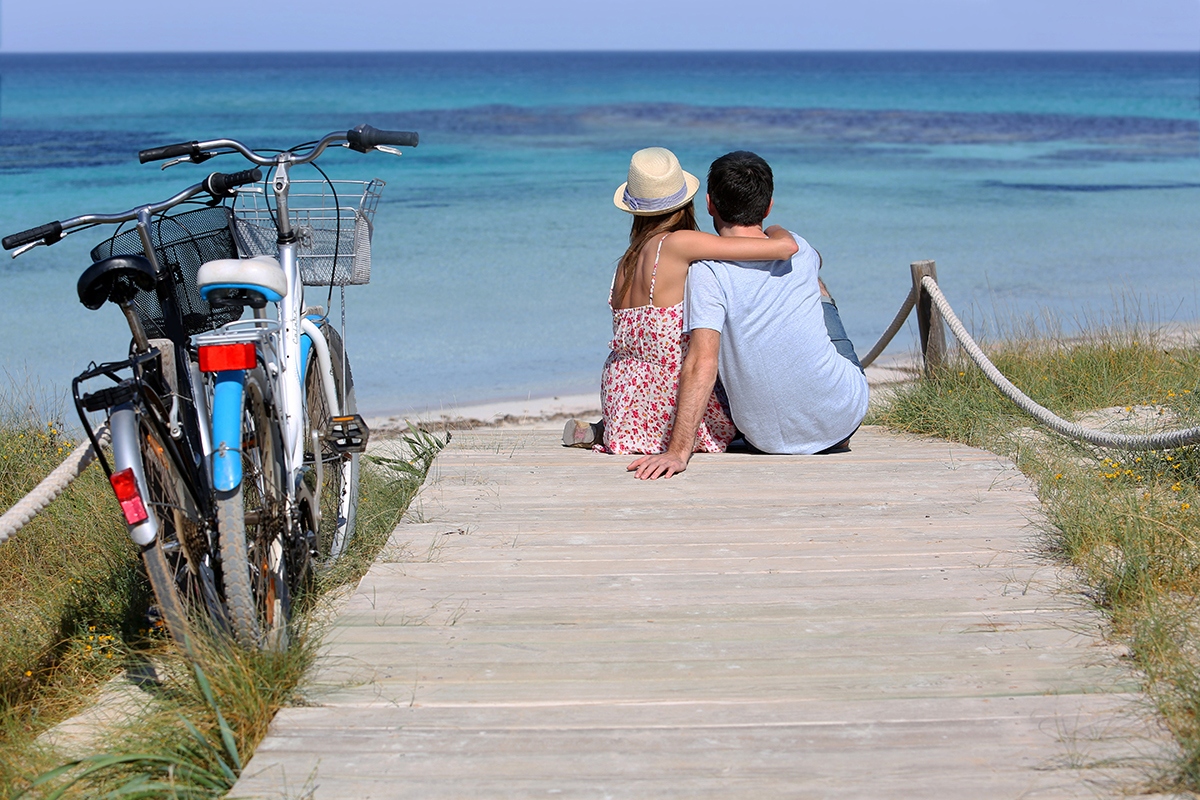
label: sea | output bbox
[0,52,1197,416]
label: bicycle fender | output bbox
[211,370,246,492]
[110,403,159,547]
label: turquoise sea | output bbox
[0,52,1197,414]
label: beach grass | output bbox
[0,393,147,795]
[872,324,1200,790]
[0,397,442,797]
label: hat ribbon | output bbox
[623,182,689,212]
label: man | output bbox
[628,151,869,480]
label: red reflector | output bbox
[110,468,149,525]
[199,342,257,372]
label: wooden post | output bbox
[910,260,946,377]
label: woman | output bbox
[570,147,798,455]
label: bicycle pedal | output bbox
[325,414,369,454]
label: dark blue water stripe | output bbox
[984,180,1200,192]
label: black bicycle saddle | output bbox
[77,255,157,310]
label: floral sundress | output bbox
[598,234,736,455]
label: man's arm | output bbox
[627,328,721,480]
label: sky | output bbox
[1,0,1198,52]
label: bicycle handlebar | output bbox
[347,124,419,152]
[138,124,419,168]
[3,170,263,253]
[204,168,263,196]
[3,221,63,251]
[139,141,203,164]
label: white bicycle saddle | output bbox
[197,256,287,302]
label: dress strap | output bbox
[649,233,670,304]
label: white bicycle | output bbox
[138,124,418,649]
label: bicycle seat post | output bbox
[118,301,152,354]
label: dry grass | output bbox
[0,395,147,794]
[0,389,443,797]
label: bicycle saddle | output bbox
[77,255,157,310]
[197,256,287,309]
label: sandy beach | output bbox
[367,317,1200,436]
[367,351,921,435]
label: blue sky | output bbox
[2,0,1198,51]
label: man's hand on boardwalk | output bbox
[627,452,688,480]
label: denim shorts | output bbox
[821,296,863,372]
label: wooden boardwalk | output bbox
[231,427,1159,799]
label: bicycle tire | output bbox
[303,323,360,563]
[216,369,290,651]
[138,417,220,650]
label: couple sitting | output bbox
[566,147,869,480]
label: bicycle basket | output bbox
[231,179,384,287]
[90,206,243,339]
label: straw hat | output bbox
[613,147,700,216]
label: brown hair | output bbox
[614,203,698,307]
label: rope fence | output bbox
[0,424,109,546]
[920,276,1200,451]
[859,258,1200,451]
[1,257,1197,545]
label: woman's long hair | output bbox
[613,203,698,307]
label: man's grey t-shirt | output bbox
[684,233,869,454]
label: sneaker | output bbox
[563,419,602,448]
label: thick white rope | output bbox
[0,424,110,545]
[859,286,916,369]
[922,276,1200,451]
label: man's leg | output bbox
[820,293,863,372]
[816,287,861,454]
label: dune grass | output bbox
[873,325,1200,790]
[0,408,443,798]
[0,398,147,795]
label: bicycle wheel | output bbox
[216,370,290,651]
[139,416,222,650]
[302,322,360,563]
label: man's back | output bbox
[685,233,869,454]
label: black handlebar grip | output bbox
[3,221,63,250]
[205,168,263,196]
[347,124,419,153]
[138,141,201,164]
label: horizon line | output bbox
[1,47,1198,56]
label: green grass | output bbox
[0,407,443,798]
[0,396,147,795]
[874,326,1200,790]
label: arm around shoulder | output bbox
[666,229,798,264]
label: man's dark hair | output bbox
[707,151,773,227]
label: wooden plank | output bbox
[230,427,1167,799]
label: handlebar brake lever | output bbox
[12,240,46,258]
[374,145,404,157]
[161,151,215,170]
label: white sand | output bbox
[367,351,921,436]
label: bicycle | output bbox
[136,124,419,648]
[3,168,265,652]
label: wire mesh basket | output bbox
[90,206,244,339]
[231,179,384,287]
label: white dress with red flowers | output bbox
[598,234,736,455]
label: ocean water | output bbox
[0,52,1197,415]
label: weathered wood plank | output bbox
[230,427,1167,799]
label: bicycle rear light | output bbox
[199,342,256,372]
[110,468,149,525]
